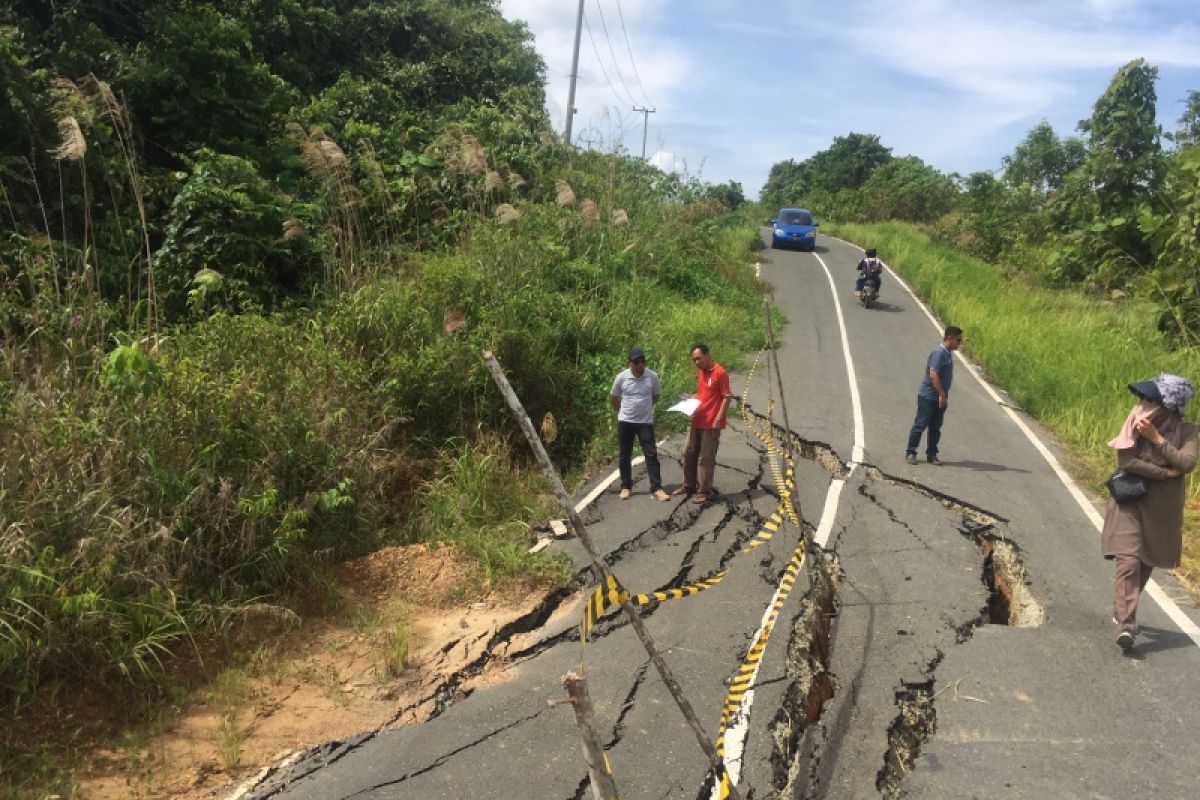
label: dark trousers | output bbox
[855,274,881,292]
[618,421,663,491]
[906,396,946,458]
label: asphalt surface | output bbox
[244,233,1200,800]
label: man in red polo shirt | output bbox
[672,343,732,504]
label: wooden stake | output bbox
[483,351,741,800]
[560,671,619,800]
[763,299,794,455]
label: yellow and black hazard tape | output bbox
[580,567,735,645]
[580,346,804,644]
[579,470,797,645]
[713,534,808,798]
[573,343,803,798]
[581,572,630,644]
[739,349,799,527]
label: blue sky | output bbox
[498,0,1200,198]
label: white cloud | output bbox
[501,1,1200,193]
[649,150,680,174]
[845,0,1200,111]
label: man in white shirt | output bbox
[609,347,670,501]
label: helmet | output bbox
[865,248,877,258]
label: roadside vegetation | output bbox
[761,57,1200,585]
[0,2,762,794]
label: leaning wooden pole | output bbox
[561,672,620,800]
[763,299,794,456]
[483,351,741,800]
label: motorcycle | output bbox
[857,279,879,308]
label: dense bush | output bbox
[0,153,766,716]
[0,8,770,781]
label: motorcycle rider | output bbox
[855,248,883,298]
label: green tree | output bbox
[1077,57,1164,215]
[858,156,957,223]
[124,5,296,167]
[1002,120,1085,195]
[1167,89,1200,148]
[806,132,893,193]
[704,180,745,209]
[1138,144,1200,338]
[760,132,892,214]
[1050,58,1164,284]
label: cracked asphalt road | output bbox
[247,234,1200,800]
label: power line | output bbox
[612,0,653,107]
[583,13,638,108]
[592,0,640,107]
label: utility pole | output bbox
[633,106,656,159]
[564,0,586,145]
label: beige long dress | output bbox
[1100,416,1198,568]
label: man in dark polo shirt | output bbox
[905,326,964,465]
[673,343,732,504]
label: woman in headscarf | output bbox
[1101,374,1197,651]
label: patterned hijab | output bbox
[1110,374,1192,451]
[1153,374,1194,413]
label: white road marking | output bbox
[574,440,668,513]
[829,236,1200,648]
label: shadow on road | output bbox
[941,459,1031,474]
[857,300,904,313]
[1127,625,1197,657]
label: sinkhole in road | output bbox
[767,549,842,796]
[978,535,1046,628]
[751,418,1047,799]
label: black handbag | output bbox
[1106,469,1147,504]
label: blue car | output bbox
[770,208,819,251]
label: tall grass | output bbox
[407,435,566,585]
[829,221,1200,583]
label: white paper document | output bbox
[668,397,700,416]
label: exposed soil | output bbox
[68,543,560,800]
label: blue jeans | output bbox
[618,421,663,491]
[906,396,946,458]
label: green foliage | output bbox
[1076,58,1164,212]
[0,0,552,326]
[1138,145,1200,339]
[102,337,161,401]
[857,156,958,223]
[762,134,957,224]
[157,149,323,318]
[1168,90,1200,148]
[123,5,297,167]
[407,435,564,585]
[1050,58,1164,285]
[1001,120,1085,195]
[761,132,892,211]
[703,180,747,209]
